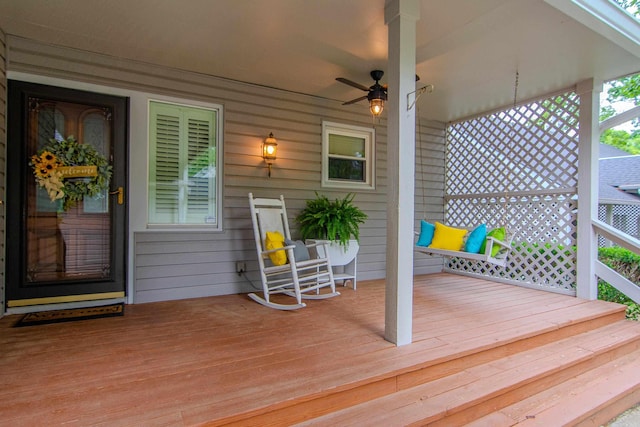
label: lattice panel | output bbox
[445,194,577,292]
[447,91,579,196]
[598,204,640,246]
[443,88,580,293]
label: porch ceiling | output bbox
[1,0,640,122]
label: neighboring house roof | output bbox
[599,151,640,205]
[599,143,630,159]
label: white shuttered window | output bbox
[148,101,222,228]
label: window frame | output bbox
[147,99,224,231]
[321,121,375,190]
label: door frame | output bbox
[6,80,129,310]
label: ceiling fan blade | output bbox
[336,77,370,92]
[342,95,368,105]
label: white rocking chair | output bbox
[248,193,340,310]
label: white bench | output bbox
[414,228,513,267]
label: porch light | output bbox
[262,132,277,178]
[367,84,387,117]
[369,98,384,116]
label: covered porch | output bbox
[2,273,639,426]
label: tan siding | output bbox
[6,35,445,304]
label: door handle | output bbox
[110,187,124,205]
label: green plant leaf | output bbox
[296,192,367,247]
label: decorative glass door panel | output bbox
[7,81,127,305]
[27,99,113,283]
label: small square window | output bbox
[322,121,375,190]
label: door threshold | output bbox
[6,297,126,315]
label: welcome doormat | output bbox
[14,303,124,327]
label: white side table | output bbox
[332,256,357,290]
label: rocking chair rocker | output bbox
[248,193,340,310]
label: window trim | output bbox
[147,99,224,231]
[321,121,375,190]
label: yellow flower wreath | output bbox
[30,150,65,201]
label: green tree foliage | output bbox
[598,247,640,321]
[598,1,640,155]
[599,72,640,155]
[607,74,640,104]
[613,0,640,17]
[600,129,640,154]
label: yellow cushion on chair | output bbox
[265,231,287,266]
[428,222,467,251]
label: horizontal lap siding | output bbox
[6,36,445,303]
[414,120,446,273]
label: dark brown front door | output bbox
[6,81,128,308]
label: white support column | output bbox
[384,0,419,346]
[576,78,602,300]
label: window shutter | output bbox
[153,112,181,219]
[185,112,215,221]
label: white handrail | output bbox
[592,219,640,255]
[592,218,640,303]
[595,261,640,303]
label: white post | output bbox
[576,78,602,300]
[384,0,419,346]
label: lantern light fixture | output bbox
[262,132,278,177]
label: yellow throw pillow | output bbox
[428,222,467,251]
[265,231,287,266]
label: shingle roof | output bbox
[599,143,630,159]
[599,147,640,205]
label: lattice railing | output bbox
[444,89,579,294]
[598,204,640,246]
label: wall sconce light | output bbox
[262,132,277,177]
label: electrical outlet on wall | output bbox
[236,261,246,275]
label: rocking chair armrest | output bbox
[261,244,295,256]
[303,241,328,249]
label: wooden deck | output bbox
[1,273,640,426]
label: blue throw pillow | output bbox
[416,220,435,247]
[465,224,487,253]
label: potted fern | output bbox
[296,192,367,265]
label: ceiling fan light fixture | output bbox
[367,83,387,117]
[336,69,388,116]
[369,98,384,116]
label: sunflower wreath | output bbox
[30,136,112,211]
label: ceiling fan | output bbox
[336,70,388,116]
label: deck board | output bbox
[0,273,626,426]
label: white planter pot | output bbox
[308,239,359,266]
